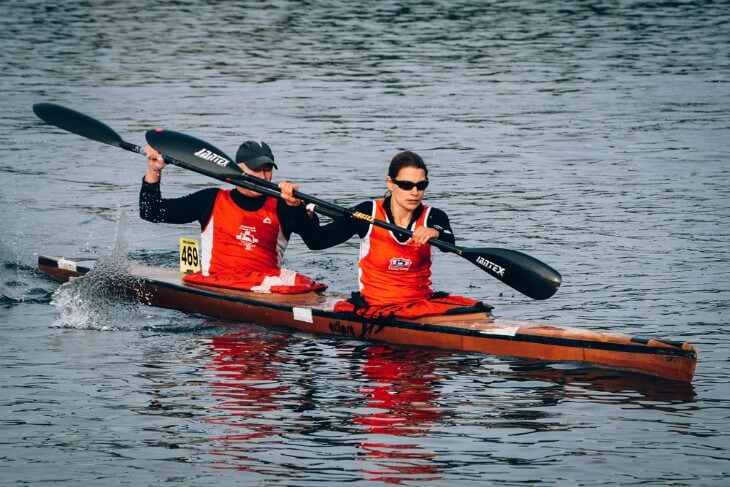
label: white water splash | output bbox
[51,209,143,330]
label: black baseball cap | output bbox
[235,141,278,170]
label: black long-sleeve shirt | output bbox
[139,179,322,246]
[296,197,456,250]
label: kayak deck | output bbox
[37,255,697,383]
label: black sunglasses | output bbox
[391,178,429,191]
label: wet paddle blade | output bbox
[145,128,242,179]
[33,102,125,148]
[461,247,562,300]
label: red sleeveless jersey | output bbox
[200,189,287,276]
[358,199,433,306]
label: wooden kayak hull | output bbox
[37,255,697,383]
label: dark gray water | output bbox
[1,1,729,485]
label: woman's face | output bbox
[387,166,428,212]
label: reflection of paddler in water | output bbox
[353,345,446,483]
[205,328,290,449]
[349,349,695,484]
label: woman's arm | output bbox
[427,207,456,246]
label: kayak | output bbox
[37,255,697,383]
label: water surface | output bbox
[1,1,728,485]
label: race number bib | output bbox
[179,237,201,274]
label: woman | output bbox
[305,151,489,318]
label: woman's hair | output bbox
[387,151,428,179]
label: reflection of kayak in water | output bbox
[38,255,697,383]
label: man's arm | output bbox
[139,179,218,227]
[279,201,372,250]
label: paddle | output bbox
[31,102,278,197]
[31,102,562,299]
[146,128,563,300]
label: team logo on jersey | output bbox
[236,225,259,250]
[388,257,412,271]
[262,217,272,224]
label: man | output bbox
[140,140,326,293]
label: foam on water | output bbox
[50,210,143,330]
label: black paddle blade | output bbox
[145,128,242,179]
[461,247,562,300]
[32,102,124,147]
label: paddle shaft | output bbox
[221,171,452,244]
[168,158,286,198]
